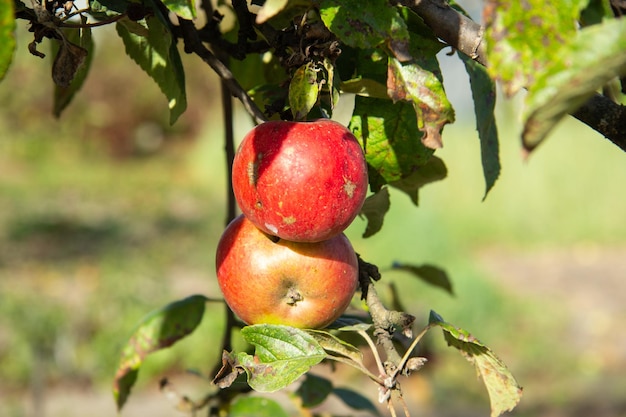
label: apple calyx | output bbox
[284,287,304,306]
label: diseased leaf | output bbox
[235,325,327,392]
[359,187,390,238]
[0,0,16,82]
[289,62,319,120]
[392,262,453,295]
[318,0,409,51]
[161,0,195,20]
[51,39,88,88]
[116,13,187,124]
[389,155,446,205]
[349,96,434,191]
[295,373,334,408]
[113,295,207,411]
[387,57,454,149]
[53,20,94,117]
[483,0,585,96]
[523,17,626,152]
[458,53,500,199]
[429,311,523,417]
[229,396,289,417]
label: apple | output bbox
[232,119,368,242]
[215,214,359,329]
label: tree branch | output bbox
[399,0,626,152]
[178,18,268,125]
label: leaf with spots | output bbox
[289,62,320,120]
[113,295,208,411]
[349,96,434,191]
[52,18,94,117]
[387,57,454,149]
[386,10,452,149]
[233,324,327,392]
[522,17,626,152]
[429,311,523,417]
[483,0,586,96]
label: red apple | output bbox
[232,119,368,242]
[215,214,359,329]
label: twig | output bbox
[178,18,267,125]
[398,0,626,152]
[325,355,384,384]
[357,329,387,377]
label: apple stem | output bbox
[325,355,383,385]
[357,329,386,377]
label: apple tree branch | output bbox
[398,0,626,153]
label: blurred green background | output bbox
[1,24,625,417]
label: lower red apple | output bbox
[231,119,368,243]
[215,214,359,329]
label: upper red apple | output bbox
[215,214,359,329]
[232,119,368,242]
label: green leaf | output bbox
[429,311,523,417]
[340,77,388,99]
[359,187,390,238]
[389,155,446,205]
[229,396,289,417]
[349,96,434,191]
[235,324,327,392]
[0,0,15,82]
[522,17,626,152]
[116,13,187,124]
[306,329,364,364]
[53,20,95,117]
[161,0,195,20]
[295,373,334,408]
[392,263,453,295]
[579,0,613,26]
[333,387,382,416]
[289,62,319,120]
[484,0,585,96]
[88,0,127,19]
[318,0,409,51]
[458,53,500,199]
[113,295,207,411]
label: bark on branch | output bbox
[399,0,626,153]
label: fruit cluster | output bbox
[215,119,368,329]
